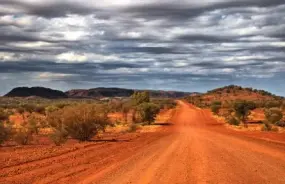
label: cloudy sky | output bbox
[0,0,285,95]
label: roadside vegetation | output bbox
[0,92,177,146]
[185,85,285,131]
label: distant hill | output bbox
[66,88,134,98]
[4,87,193,99]
[5,87,68,99]
[65,88,193,98]
[185,85,283,106]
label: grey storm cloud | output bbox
[0,0,285,95]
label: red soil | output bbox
[1,101,285,184]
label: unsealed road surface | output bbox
[87,101,285,184]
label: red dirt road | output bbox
[1,101,285,184]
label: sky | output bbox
[0,0,285,96]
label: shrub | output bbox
[16,107,25,114]
[12,113,42,145]
[45,105,59,114]
[211,101,221,115]
[264,108,283,124]
[233,100,256,127]
[138,103,160,125]
[131,91,150,106]
[13,128,33,145]
[226,116,240,126]
[49,129,68,146]
[0,108,9,121]
[48,104,110,142]
[55,103,68,109]
[34,105,46,114]
[0,122,11,145]
[265,101,282,108]
[25,114,41,135]
[22,104,37,113]
[261,122,272,131]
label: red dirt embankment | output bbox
[1,101,285,184]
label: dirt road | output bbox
[1,101,285,184]
[86,101,285,184]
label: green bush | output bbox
[233,100,256,127]
[138,103,160,125]
[264,108,283,124]
[131,91,150,106]
[226,116,240,126]
[265,101,282,108]
[48,104,110,142]
[211,101,221,115]
[49,129,68,146]
[45,105,59,114]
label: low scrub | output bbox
[261,121,279,132]
[48,104,110,142]
[0,122,11,145]
[226,116,240,126]
[13,128,34,145]
[49,129,68,146]
[233,100,256,127]
[264,108,283,125]
[138,102,160,125]
[211,101,221,115]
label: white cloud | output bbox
[119,31,142,38]
[56,52,88,63]
[8,41,53,48]
[0,52,18,61]
[37,72,75,79]
[56,52,119,63]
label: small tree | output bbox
[138,103,160,125]
[131,91,150,106]
[233,101,256,127]
[264,108,283,124]
[211,101,221,115]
